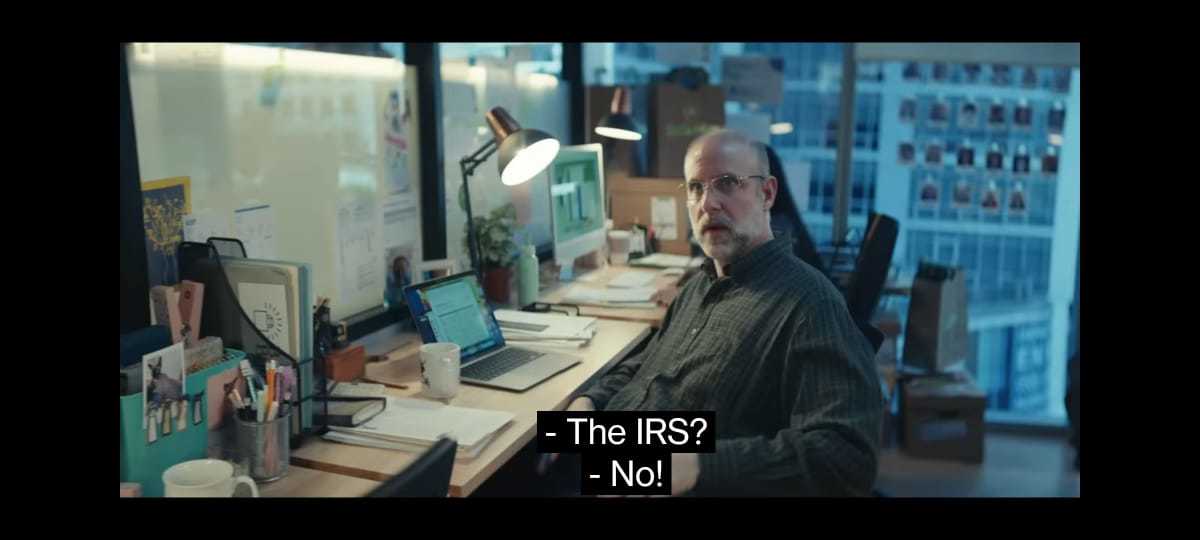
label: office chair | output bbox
[366,437,457,497]
[843,212,899,326]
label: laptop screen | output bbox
[403,271,505,363]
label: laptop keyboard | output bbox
[462,348,544,381]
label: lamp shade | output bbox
[593,86,643,141]
[485,106,561,186]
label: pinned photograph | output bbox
[981,181,1001,213]
[143,342,186,444]
[384,245,416,311]
[953,179,973,209]
[919,175,940,209]
[1009,182,1027,215]
[898,142,916,165]
[958,100,979,129]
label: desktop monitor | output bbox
[547,143,607,268]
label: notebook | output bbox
[326,397,513,457]
[315,398,387,427]
[323,429,501,461]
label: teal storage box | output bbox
[119,350,245,497]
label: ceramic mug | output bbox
[163,459,259,497]
[420,343,461,399]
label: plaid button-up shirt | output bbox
[580,237,883,496]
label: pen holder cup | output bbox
[234,411,291,483]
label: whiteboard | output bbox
[127,43,422,321]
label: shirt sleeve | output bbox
[578,282,687,410]
[693,297,884,496]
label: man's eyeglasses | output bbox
[680,174,766,203]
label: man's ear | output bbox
[761,176,779,211]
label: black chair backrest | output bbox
[366,437,457,497]
[844,212,899,325]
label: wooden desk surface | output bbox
[535,264,681,328]
[290,318,652,497]
[257,465,381,497]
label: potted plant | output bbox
[464,203,518,302]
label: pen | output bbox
[266,362,275,405]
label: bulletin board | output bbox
[126,43,423,321]
[608,176,693,256]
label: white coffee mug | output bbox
[608,230,632,265]
[420,343,461,399]
[163,459,259,498]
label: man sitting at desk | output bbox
[544,129,882,497]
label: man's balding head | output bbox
[682,129,778,273]
[684,129,770,180]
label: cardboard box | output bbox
[325,344,366,382]
[648,83,725,178]
[901,373,986,463]
[608,176,693,256]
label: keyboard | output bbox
[462,347,544,381]
[607,271,657,289]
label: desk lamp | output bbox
[460,106,561,275]
[593,86,643,141]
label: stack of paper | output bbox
[562,286,657,309]
[494,310,597,349]
[606,270,658,289]
[629,253,704,269]
[323,397,513,460]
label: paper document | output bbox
[323,429,500,460]
[328,397,513,448]
[494,310,597,348]
[563,286,657,308]
[183,209,231,244]
[233,204,277,259]
[630,253,704,269]
[606,270,657,289]
[651,196,679,241]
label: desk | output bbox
[290,318,652,497]
[535,264,681,328]
[257,465,381,497]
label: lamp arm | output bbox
[460,156,484,279]
[460,138,499,177]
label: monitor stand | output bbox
[557,251,606,282]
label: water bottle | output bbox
[517,244,539,307]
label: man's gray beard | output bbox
[703,228,754,263]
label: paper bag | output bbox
[902,262,969,372]
[649,83,725,178]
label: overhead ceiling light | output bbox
[769,122,794,135]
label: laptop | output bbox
[403,271,582,392]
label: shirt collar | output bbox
[700,236,791,283]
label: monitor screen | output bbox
[549,144,607,266]
[403,272,505,362]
